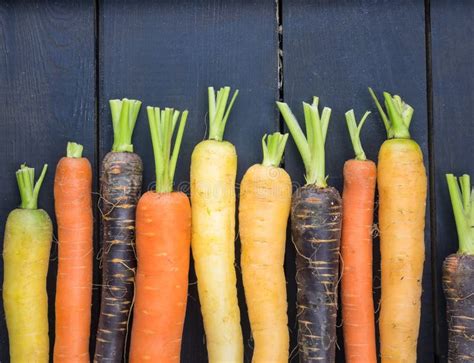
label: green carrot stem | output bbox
[344,110,371,161]
[147,106,188,193]
[15,163,48,210]
[368,87,413,140]
[446,173,474,254]
[110,98,142,152]
[261,132,289,167]
[276,97,331,187]
[67,142,84,158]
[208,86,239,141]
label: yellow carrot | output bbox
[370,88,427,362]
[239,133,291,363]
[191,86,243,362]
[3,164,52,363]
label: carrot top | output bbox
[109,98,142,152]
[147,106,188,193]
[67,142,83,158]
[207,86,239,142]
[446,173,474,254]
[344,110,371,161]
[369,88,414,140]
[16,163,48,210]
[276,97,332,187]
[261,132,288,167]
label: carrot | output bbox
[54,142,93,363]
[277,97,342,363]
[190,86,243,362]
[340,110,377,363]
[369,88,427,362]
[129,106,190,362]
[239,132,292,363]
[94,98,143,363]
[443,173,474,362]
[3,164,52,363]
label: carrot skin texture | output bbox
[54,156,93,363]
[341,159,377,363]
[443,254,474,362]
[129,191,191,363]
[239,164,292,363]
[378,139,426,362]
[291,185,342,363]
[191,139,243,362]
[95,151,142,362]
[3,209,52,363]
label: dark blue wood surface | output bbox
[0,1,96,360]
[99,1,278,361]
[282,1,433,361]
[0,1,471,362]
[430,0,474,360]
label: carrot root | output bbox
[291,185,342,363]
[378,139,426,362]
[341,159,377,363]
[443,254,474,362]
[95,151,142,363]
[240,163,292,362]
[130,191,191,363]
[54,155,93,363]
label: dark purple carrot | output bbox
[94,98,143,363]
[443,173,474,363]
[277,97,341,363]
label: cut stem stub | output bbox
[67,142,84,158]
[344,109,371,161]
[277,97,332,187]
[446,173,474,254]
[261,132,289,167]
[16,163,48,210]
[369,87,414,140]
[110,98,142,152]
[147,106,188,193]
[207,86,239,142]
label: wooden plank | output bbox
[0,0,96,360]
[99,0,278,360]
[282,1,433,361]
[430,1,474,360]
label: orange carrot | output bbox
[341,110,377,363]
[54,142,93,363]
[129,106,190,363]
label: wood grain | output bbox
[0,0,96,361]
[430,0,474,360]
[282,1,433,361]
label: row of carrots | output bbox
[2,86,472,363]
